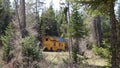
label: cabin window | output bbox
[46,38,48,41]
[59,43,60,46]
[54,42,56,46]
[61,43,63,46]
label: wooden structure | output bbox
[42,36,66,51]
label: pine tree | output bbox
[21,35,42,67]
[1,24,14,63]
[0,0,11,46]
[70,3,88,63]
[70,4,88,38]
[56,7,68,38]
[0,0,11,35]
[39,5,58,36]
[72,0,119,67]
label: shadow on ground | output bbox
[86,65,109,68]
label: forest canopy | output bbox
[0,0,119,68]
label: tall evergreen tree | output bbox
[39,5,58,36]
[1,24,14,63]
[0,0,11,35]
[0,0,11,46]
[56,7,68,37]
[71,0,119,67]
[70,5,87,38]
[70,3,88,63]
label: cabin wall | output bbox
[42,36,66,51]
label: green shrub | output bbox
[62,58,68,64]
[72,44,88,65]
[1,24,14,63]
[92,45,110,58]
[21,35,42,68]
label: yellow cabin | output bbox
[42,36,66,51]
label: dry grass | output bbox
[40,51,108,68]
[43,52,69,64]
[0,49,108,68]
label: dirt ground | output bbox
[41,51,108,68]
[0,49,108,68]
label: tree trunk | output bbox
[14,0,20,26]
[73,38,79,63]
[116,4,120,68]
[109,1,119,68]
[20,0,28,38]
[92,15,102,47]
[95,16,102,47]
[117,21,120,68]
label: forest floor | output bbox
[41,51,109,68]
[0,49,109,68]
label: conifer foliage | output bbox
[0,0,11,35]
[70,3,88,63]
[39,6,58,36]
[1,24,14,63]
[70,4,88,38]
[21,35,42,67]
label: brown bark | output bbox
[109,1,119,68]
[20,0,28,38]
[117,22,120,68]
[96,16,102,47]
[93,16,102,47]
[14,0,20,26]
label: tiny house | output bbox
[42,36,66,51]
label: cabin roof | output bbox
[53,36,65,42]
[59,37,65,42]
[44,36,65,42]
